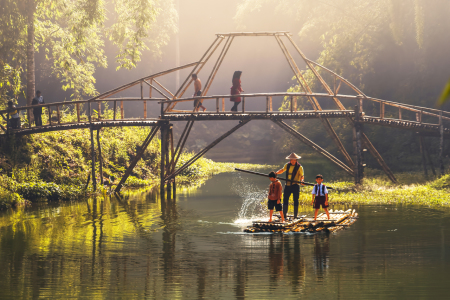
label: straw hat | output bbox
[286,152,301,160]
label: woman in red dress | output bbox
[230,71,243,112]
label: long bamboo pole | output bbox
[234,168,334,189]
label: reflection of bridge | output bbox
[1,32,448,196]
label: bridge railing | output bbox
[160,92,363,115]
[160,92,450,125]
[0,91,449,133]
[0,97,166,132]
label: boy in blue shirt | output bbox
[311,174,330,221]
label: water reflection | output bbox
[0,174,449,299]
[313,234,330,279]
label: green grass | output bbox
[0,107,276,209]
[290,173,450,207]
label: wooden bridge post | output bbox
[353,103,364,184]
[160,122,170,200]
[419,135,428,177]
[113,101,117,120]
[88,102,91,123]
[97,129,103,186]
[439,112,445,175]
[166,125,173,199]
[90,126,96,191]
[76,103,80,123]
[48,106,52,126]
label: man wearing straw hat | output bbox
[276,153,304,219]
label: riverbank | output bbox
[290,173,450,207]
[0,115,274,209]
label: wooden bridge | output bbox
[1,32,448,198]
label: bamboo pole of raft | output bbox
[234,168,334,189]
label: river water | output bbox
[0,172,449,299]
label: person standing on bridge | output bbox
[192,74,206,112]
[32,90,45,126]
[276,153,304,219]
[7,100,20,129]
[230,71,243,112]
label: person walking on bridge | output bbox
[192,74,206,112]
[276,153,304,219]
[32,90,45,126]
[230,71,243,112]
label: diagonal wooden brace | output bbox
[165,120,251,181]
[115,125,160,193]
[272,119,354,176]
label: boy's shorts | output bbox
[268,199,282,212]
[314,196,328,209]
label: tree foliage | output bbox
[235,0,450,172]
[0,0,177,103]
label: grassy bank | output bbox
[0,107,273,209]
[291,173,450,207]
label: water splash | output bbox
[231,173,268,226]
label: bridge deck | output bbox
[3,111,449,137]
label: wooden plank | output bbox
[399,108,402,120]
[222,98,225,112]
[380,102,385,119]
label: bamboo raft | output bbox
[244,209,358,233]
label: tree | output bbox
[0,0,177,105]
[235,0,450,171]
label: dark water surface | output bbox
[1,172,449,299]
